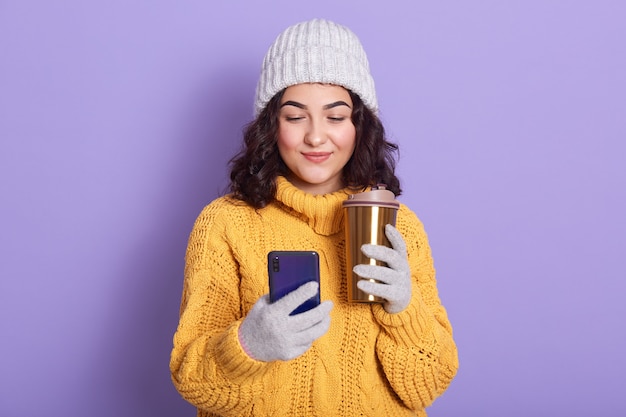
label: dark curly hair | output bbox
[228,89,401,208]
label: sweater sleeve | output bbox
[372,206,459,410]
[169,200,275,415]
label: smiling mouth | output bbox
[302,152,331,163]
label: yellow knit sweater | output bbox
[170,177,458,417]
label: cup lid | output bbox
[342,184,400,209]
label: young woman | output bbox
[170,19,458,417]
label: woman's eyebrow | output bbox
[280,100,306,109]
[323,101,352,110]
[280,100,352,110]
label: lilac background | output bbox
[1,1,624,416]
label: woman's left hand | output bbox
[353,224,412,314]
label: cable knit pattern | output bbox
[170,177,458,417]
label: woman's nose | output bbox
[304,119,327,146]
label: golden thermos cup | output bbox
[343,185,400,303]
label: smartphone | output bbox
[268,251,320,316]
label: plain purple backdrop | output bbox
[1,1,624,416]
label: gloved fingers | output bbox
[272,281,320,316]
[360,242,408,273]
[357,279,400,300]
[360,243,396,265]
[353,264,399,285]
[286,300,333,331]
[239,285,330,362]
[244,294,280,329]
[385,224,407,257]
[356,279,408,309]
[290,313,332,346]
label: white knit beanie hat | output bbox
[254,18,378,116]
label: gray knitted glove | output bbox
[353,224,412,314]
[238,281,333,362]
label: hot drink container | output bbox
[342,185,400,303]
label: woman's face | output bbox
[277,83,356,195]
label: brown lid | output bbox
[342,184,399,209]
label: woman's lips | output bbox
[302,152,331,163]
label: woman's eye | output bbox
[285,116,304,122]
[328,116,347,122]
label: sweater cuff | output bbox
[371,293,435,347]
[215,321,274,384]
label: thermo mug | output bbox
[343,185,399,303]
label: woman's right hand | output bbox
[238,282,333,362]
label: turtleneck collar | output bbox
[273,176,362,236]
